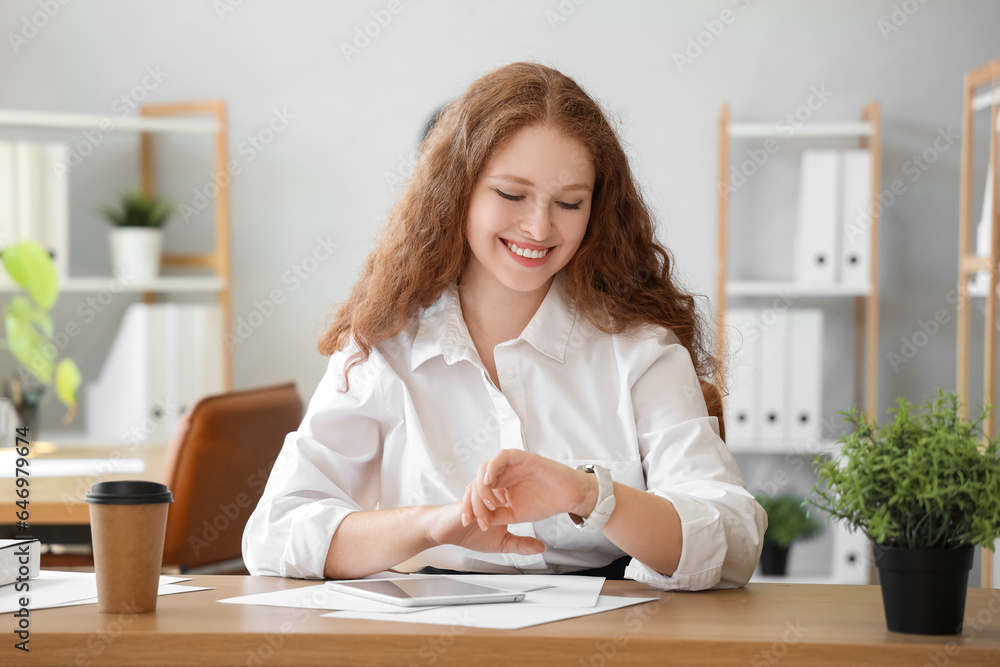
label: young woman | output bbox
[242,62,766,590]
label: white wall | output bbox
[0,2,997,510]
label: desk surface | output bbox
[0,442,168,525]
[16,577,1000,666]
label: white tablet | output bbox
[324,576,526,607]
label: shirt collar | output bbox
[410,272,578,373]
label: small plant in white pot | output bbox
[100,190,173,282]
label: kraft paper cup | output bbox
[86,480,173,614]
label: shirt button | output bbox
[506,368,517,378]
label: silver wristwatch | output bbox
[568,464,616,532]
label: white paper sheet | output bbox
[217,574,604,614]
[322,595,656,630]
[44,584,212,609]
[0,571,190,613]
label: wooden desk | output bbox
[15,577,1000,666]
[0,442,168,526]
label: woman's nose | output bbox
[518,198,554,240]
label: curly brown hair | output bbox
[318,61,721,395]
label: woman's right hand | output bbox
[422,484,546,556]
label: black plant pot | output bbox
[760,542,789,576]
[875,544,975,635]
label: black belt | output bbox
[414,554,632,580]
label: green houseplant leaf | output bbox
[55,358,81,422]
[809,390,1000,550]
[755,494,823,549]
[100,189,174,228]
[0,240,78,423]
[2,240,59,309]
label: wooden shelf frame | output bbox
[714,102,881,585]
[139,100,232,392]
[0,100,233,392]
[714,102,882,420]
[955,56,1000,589]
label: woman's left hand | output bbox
[461,450,589,531]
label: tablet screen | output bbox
[336,578,508,599]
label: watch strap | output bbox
[568,464,616,532]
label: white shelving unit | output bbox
[955,56,1000,588]
[715,102,882,585]
[0,101,234,437]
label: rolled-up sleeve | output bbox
[623,330,766,591]
[242,345,393,579]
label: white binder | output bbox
[40,143,69,278]
[787,309,823,445]
[839,149,872,290]
[86,303,224,443]
[0,141,15,255]
[723,308,761,448]
[758,309,789,444]
[14,142,40,246]
[794,150,841,284]
[830,522,870,584]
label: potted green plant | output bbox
[100,189,173,282]
[754,493,823,576]
[810,390,1000,635]
[1,240,80,426]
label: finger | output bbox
[476,478,507,512]
[473,461,503,511]
[499,531,545,556]
[460,483,474,528]
[470,468,492,531]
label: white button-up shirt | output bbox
[243,272,766,590]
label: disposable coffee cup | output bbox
[85,480,173,614]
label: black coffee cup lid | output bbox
[85,480,174,505]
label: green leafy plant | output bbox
[755,493,823,548]
[810,390,1000,550]
[100,189,174,228]
[1,240,80,423]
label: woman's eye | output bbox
[494,188,582,210]
[494,188,523,201]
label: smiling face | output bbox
[461,123,596,297]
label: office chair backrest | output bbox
[161,382,303,569]
[700,379,726,443]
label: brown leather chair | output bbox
[161,382,303,573]
[700,379,726,443]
